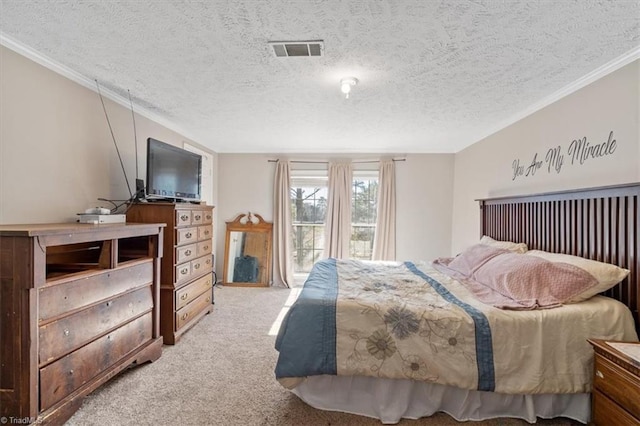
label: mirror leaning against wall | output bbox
[223,212,272,287]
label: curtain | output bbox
[323,162,353,259]
[272,160,294,287]
[372,159,396,260]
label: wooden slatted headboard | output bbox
[478,182,640,331]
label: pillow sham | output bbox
[471,252,600,309]
[444,243,507,277]
[525,250,629,302]
[479,235,528,253]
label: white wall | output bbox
[451,60,640,254]
[395,154,455,261]
[0,45,216,225]
[215,153,455,274]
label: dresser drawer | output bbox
[39,286,153,365]
[175,290,212,331]
[594,354,640,419]
[203,210,213,224]
[176,226,198,245]
[197,240,212,257]
[175,262,192,284]
[39,260,153,322]
[198,225,212,241]
[192,210,205,225]
[175,273,213,310]
[176,210,191,226]
[176,243,197,264]
[39,312,153,411]
[191,254,213,277]
[593,389,639,425]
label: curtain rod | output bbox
[267,158,406,164]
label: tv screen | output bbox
[146,138,202,202]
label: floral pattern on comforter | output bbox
[334,259,494,391]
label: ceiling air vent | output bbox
[269,40,324,57]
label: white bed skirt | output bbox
[291,375,590,424]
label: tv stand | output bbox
[0,223,165,424]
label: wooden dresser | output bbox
[0,222,164,425]
[127,202,214,344]
[588,339,640,425]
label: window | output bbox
[290,170,327,273]
[290,168,379,273]
[351,171,378,260]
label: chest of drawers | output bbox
[0,223,164,425]
[127,202,214,344]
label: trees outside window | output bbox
[290,169,378,273]
[351,173,378,260]
[290,171,327,273]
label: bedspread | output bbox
[275,258,638,394]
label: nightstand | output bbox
[588,339,640,425]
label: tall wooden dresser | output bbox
[0,222,164,425]
[127,202,214,344]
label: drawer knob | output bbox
[181,214,189,221]
[596,370,604,379]
[194,263,200,270]
[206,214,212,220]
[186,232,193,239]
[206,297,211,302]
[181,313,189,320]
[206,280,211,286]
[63,329,70,337]
[204,230,210,236]
[195,214,201,220]
[185,249,192,256]
[181,293,188,300]
[181,268,188,275]
[203,245,209,251]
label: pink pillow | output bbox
[472,253,599,308]
[525,250,629,302]
[446,244,508,277]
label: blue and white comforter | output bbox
[275,259,637,394]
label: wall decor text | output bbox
[511,131,617,181]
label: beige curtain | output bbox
[272,160,294,287]
[323,162,353,259]
[372,159,396,260]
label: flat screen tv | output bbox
[146,137,202,202]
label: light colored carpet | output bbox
[66,286,581,425]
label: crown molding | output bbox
[463,46,640,152]
[0,31,204,148]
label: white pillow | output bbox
[525,250,629,302]
[480,235,528,253]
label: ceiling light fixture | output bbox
[340,77,358,99]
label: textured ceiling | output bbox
[1,1,639,153]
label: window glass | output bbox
[290,168,379,272]
[351,171,378,260]
[290,170,327,272]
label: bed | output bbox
[274,182,640,424]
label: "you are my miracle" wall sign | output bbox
[511,130,618,181]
